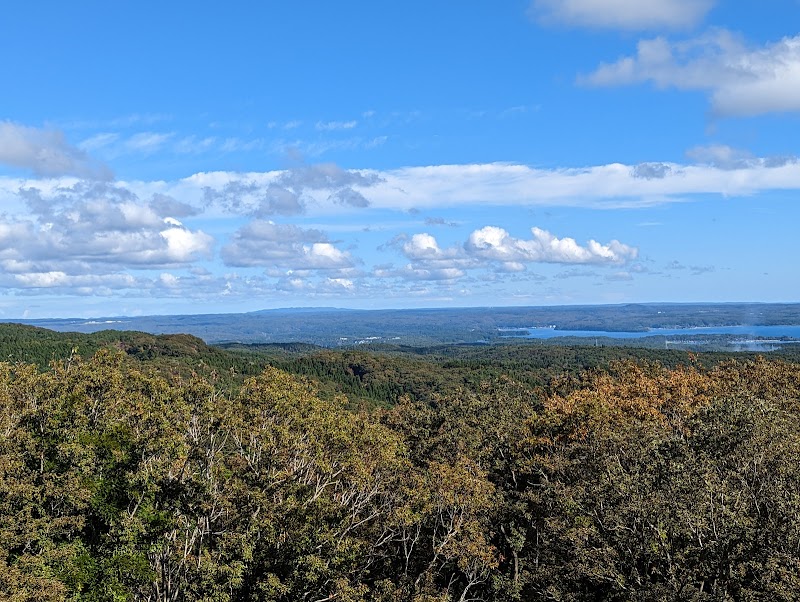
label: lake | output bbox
[501,325,800,340]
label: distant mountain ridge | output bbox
[3,302,800,347]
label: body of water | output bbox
[501,325,800,340]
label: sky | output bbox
[1,0,799,318]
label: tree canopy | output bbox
[1,341,799,600]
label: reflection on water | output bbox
[500,325,800,352]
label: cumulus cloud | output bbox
[221,220,355,270]
[402,233,454,260]
[381,226,636,283]
[397,233,476,273]
[375,232,471,281]
[466,226,637,264]
[158,224,213,263]
[531,0,714,31]
[582,30,800,117]
[258,184,306,216]
[0,183,213,293]
[202,162,383,217]
[149,193,200,218]
[321,277,356,291]
[0,121,112,179]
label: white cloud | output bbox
[374,264,466,282]
[305,243,352,268]
[150,193,200,218]
[65,113,171,131]
[220,137,264,153]
[682,144,787,170]
[0,121,112,179]
[221,220,355,270]
[531,0,714,30]
[277,163,382,190]
[381,226,636,283]
[199,163,381,217]
[466,226,637,264]
[315,120,358,131]
[270,135,387,157]
[174,136,217,154]
[8,154,800,221]
[360,159,800,210]
[79,132,120,152]
[324,277,355,291]
[126,132,174,153]
[582,30,800,116]
[403,233,451,260]
[409,267,464,281]
[81,131,216,160]
[0,183,212,280]
[385,232,476,278]
[159,222,214,263]
[328,187,370,208]
[12,271,137,290]
[159,273,180,288]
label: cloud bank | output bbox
[221,221,355,271]
[0,151,794,302]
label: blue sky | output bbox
[1,0,799,318]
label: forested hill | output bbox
[0,323,272,383]
[3,321,798,408]
[2,324,800,600]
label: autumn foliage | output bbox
[1,350,799,600]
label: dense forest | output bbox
[1,324,800,600]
